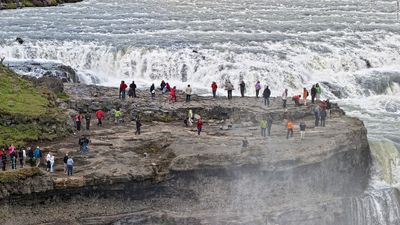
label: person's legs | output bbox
[64,163,67,174]
[77,121,81,131]
[213,91,216,98]
[268,126,271,136]
[290,129,293,137]
[122,91,126,99]
[197,128,201,135]
[256,90,259,98]
[300,131,305,139]
[133,90,136,97]
[67,165,72,176]
[287,129,290,139]
[86,121,90,130]
[283,100,287,108]
[20,158,23,168]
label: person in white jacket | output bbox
[50,155,55,173]
[185,84,192,102]
[46,152,51,172]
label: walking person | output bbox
[300,120,306,140]
[67,156,74,176]
[185,84,192,102]
[286,119,294,139]
[303,88,309,106]
[255,81,261,98]
[160,80,166,91]
[135,119,142,135]
[96,109,105,127]
[239,80,246,97]
[311,85,316,104]
[211,81,218,98]
[129,81,137,98]
[267,114,273,136]
[315,83,322,102]
[197,117,203,135]
[263,86,271,106]
[225,80,234,100]
[260,118,267,137]
[150,83,156,99]
[85,112,91,130]
[63,153,69,174]
[119,80,128,100]
[282,89,288,108]
[79,135,90,154]
[75,112,83,131]
[9,145,17,170]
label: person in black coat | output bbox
[263,86,271,106]
[311,85,317,104]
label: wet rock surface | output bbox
[1,84,374,225]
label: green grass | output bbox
[0,65,68,145]
[0,167,43,184]
[0,66,49,118]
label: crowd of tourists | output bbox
[1,79,331,176]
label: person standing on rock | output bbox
[75,112,83,131]
[299,120,306,140]
[85,112,91,130]
[282,89,288,108]
[9,145,16,170]
[135,118,142,135]
[286,119,294,139]
[27,147,34,167]
[18,147,25,168]
[185,84,192,102]
[260,118,267,137]
[211,81,218,98]
[239,80,246,97]
[160,80,166,91]
[114,108,122,124]
[119,81,128,100]
[263,86,271,106]
[267,114,273,136]
[63,153,69,174]
[311,85,317,104]
[96,109,105,127]
[303,88,309,106]
[224,80,234,100]
[67,156,74,176]
[150,83,156,99]
[50,155,55,173]
[197,117,203,135]
[46,152,51,172]
[255,81,261,98]
[170,86,177,102]
[313,105,320,127]
[79,135,90,154]
[129,81,137,98]
[320,107,327,127]
[1,148,6,171]
[315,83,322,102]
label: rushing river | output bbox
[1,0,400,223]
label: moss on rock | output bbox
[0,167,43,184]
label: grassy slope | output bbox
[0,65,67,145]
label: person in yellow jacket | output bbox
[287,119,294,139]
[114,108,122,124]
[260,118,267,137]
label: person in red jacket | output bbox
[211,82,218,98]
[75,112,83,131]
[119,81,128,100]
[170,86,177,102]
[95,109,105,127]
[197,117,203,135]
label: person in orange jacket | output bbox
[303,88,309,105]
[287,119,294,139]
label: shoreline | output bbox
[0,0,82,10]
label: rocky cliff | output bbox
[0,81,379,225]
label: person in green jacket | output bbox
[114,108,122,124]
[315,83,322,101]
[260,118,268,137]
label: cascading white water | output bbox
[1,0,400,223]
